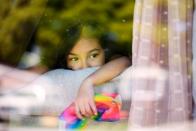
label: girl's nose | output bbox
[80,59,88,69]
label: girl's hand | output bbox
[74,78,97,119]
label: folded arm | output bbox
[86,56,131,86]
[74,56,131,119]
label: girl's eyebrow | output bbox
[89,49,101,53]
[68,49,101,56]
[68,53,77,56]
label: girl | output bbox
[60,23,131,119]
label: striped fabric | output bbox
[130,0,194,127]
[192,0,196,119]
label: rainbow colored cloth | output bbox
[59,93,121,130]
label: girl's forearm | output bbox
[86,57,131,86]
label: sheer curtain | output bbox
[193,0,196,119]
[129,0,194,127]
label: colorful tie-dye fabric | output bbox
[130,0,194,127]
[59,93,121,130]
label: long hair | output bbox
[53,23,111,69]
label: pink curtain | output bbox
[129,0,194,127]
[193,0,196,118]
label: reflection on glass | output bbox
[0,0,133,131]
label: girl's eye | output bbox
[69,57,79,62]
[89,53,99,59]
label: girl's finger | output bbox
[75,103,83,119]
[89,100,97,115]
[84,101,93,117]
[79,102,86,117]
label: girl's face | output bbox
[67,38,105,70]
